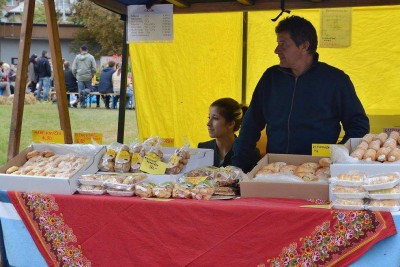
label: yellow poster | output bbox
[320,8,352,48]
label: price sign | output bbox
[74,132,103,144]
[140,155,167,174]
[312,144,331,157]
[383,128,400,134]
[184,176,208,186]
[32,130,64,144]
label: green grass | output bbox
[0,103,138,166]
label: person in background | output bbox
[36,50,52,101]
[72,45,97,108]
[111,63,134,109]
[28,54,38,93]
[98,61,116,109]
[8,64,16,94]
[63,61,78,108]
[0,61,11,97]
[198,98,260,168]
[232,15,369,173]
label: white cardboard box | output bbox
[331,138,400,177]
[241,154,329,200]
[0,144,106,195]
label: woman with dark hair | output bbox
[28,54,38,93]
[198,98,260,168]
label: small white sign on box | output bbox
[127,4,173,43]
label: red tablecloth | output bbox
[9,192,396,267]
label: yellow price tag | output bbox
[311,144,331,157]
[74,132,103,144]
[32,130,64,144]
[162,138,174,147]
[140,156,167,174]
[184,176,208,185]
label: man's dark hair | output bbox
[80,45,88,51]
[275,15,318,55]
[108,61,115,68]
[64,61,70,69]
[42,50,48,57]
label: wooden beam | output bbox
[91,0,126,15]
[7,0,35,160]
[166,0,190,8]
[237,0,254,6]
[88,0,400,15]
[43,0,73,144]
[172,0,400,14]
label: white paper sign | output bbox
[320,8,352,48]
[127,4,173,43]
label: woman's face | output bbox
[207,106,234,139]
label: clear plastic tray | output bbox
[363,179,400,191]
[330,177,364,187]
[103,181,134,190]
[333,192,368,199]
[78,178,104,186]
[77,189,105,195]
[106,189,134,197]
[366,205,400,212]
[368,193,400,200]
[332,204,365,211]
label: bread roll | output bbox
[368,140,381,151]
[376,147,391,162]
[383,138,397,149]
[362,133,374,143]
[318,157,332,167]
[356,141,369,150]
[389,131,399,141]
[350,148,366,160]
[280,165,297,174]
[387,148,400,162]
[374,133,388,144]
[363,149,377,161]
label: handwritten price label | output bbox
[32,130,64,144]
[311,144,331,157]
[140,155,167,174]
[184,176,208,185]
[74,132,103,144]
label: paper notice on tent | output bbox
[320,8,352,48]
[127,4,173,43]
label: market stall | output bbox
[2,0,400,266]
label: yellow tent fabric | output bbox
[130,13,243,146]
[130,6,400,147]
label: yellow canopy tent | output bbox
[130,6,400,148]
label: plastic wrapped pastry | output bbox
[135,182,155,198]
[99,143,120,172]
[114,144,131,173]
[166,142,191,174]
[190,181,215,200]
[153,182,174,199]
[172,182,194,199]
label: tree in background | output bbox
[70,0,123,59]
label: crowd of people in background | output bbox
[1,44,135,110]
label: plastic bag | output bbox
[99,142,121,172]
[166,140,191,174]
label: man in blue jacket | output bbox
[36,50,52,101]
[232,16,369,173]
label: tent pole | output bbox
[117,15,128,144]
[241,11,248,106]
[7,0,36,160]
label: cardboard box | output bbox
[0,144,106,195]
[240,154,329,200]
[330,138,400,177]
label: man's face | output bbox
[274,31,307,69]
